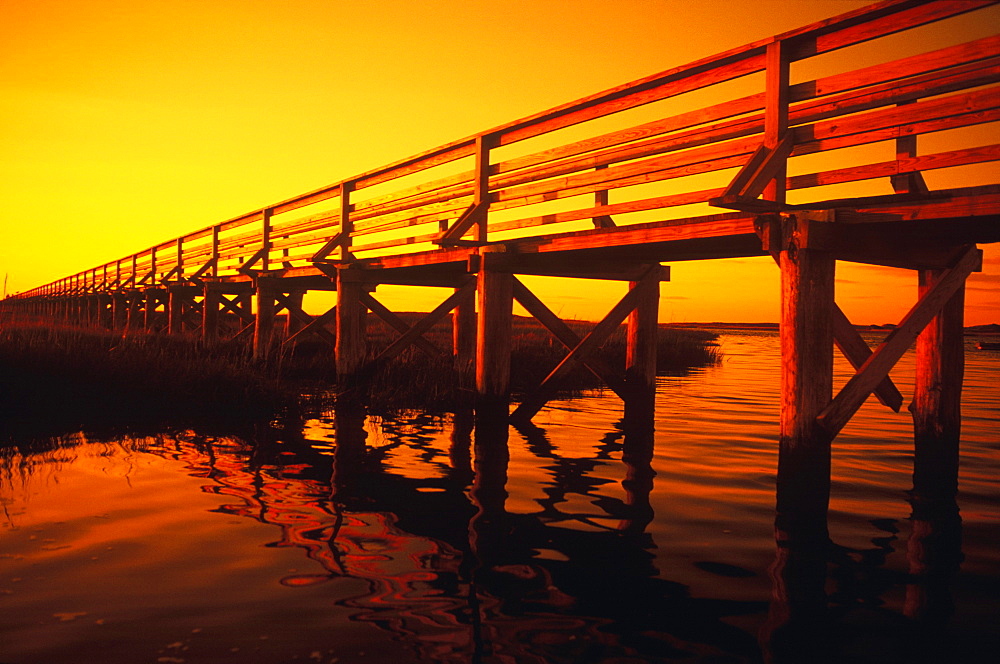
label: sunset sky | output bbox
[2,0,997,325]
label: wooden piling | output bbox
[284,290,305,339]
[336,269,367,383]
[143,288,165,332]
[776,226,836,547]
[453,289,476,390]
[910,266,966,504]
[167,285,190,334]
[625,267,660,412]
[202,283,220,342]
[126,290,142,332]
[112,292,128,330]
[254,278,277,359]
[475,251,513,416]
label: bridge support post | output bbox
[284,290,306,339]
[336,268,367,384]
[127,290,144,332]
[910,267,965,505]
[202,283,221,342]
[453,289,476,390]
[626,269,660,416]
[97,293,113,330]
[254,278,278,359]
[112,292,128,331]
[476,250,513,418]
[776,238,835,549]
[144,288,166,332]
[168,285,199,335]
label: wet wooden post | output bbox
[167,285,188,334]
[143,288,163,332]
[336,268,367,384]
[625,266,661,415]
[97,293,113,329]
[111,292,128,330]
[453,289,476,390]
[910,265,966,504]
[776,216,836,548]
[284,290,305,339]
[202,283,221,342]
[126,289,143,332]
[476,249,513,417]
[254,277,277,359]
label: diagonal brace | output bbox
[511,277,628,401]
[285,305,338,346]
[817,245,981,438]
[360,292,445,358]
[511,266,659,422]
[435,202,488,246]
[370,278,476,366]
[274,292,338,347]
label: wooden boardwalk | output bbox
[4,0,999,545]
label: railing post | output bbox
[176,237,185,281]
[764,39,790,205]
[475,134,494,243]
[261,208,272,271]
[211,226,220,277]
[340,181,354,260]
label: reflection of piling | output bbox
[905,496,962,628]
[760,541,830,664]
[467,418,510,661]
[332,401,368,498]
[469,420,510,559]
[448,409,475,485]
[619,414,655,535]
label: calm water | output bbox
[2,331,998,663]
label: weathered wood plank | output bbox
[788,144,1000,192]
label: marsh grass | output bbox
[0,316,719,436]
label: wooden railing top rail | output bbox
[10,0,1000,300]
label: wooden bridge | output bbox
[4,0,999,543]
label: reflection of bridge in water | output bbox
[155,413,765,662]
[138,404,960,663]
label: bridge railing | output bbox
[13,0,1000,300]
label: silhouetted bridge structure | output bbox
[4,0,999,544]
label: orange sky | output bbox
[1,0,997,325]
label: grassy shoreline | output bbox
[0,318,720,440]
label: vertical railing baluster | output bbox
[764,39,790,205]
